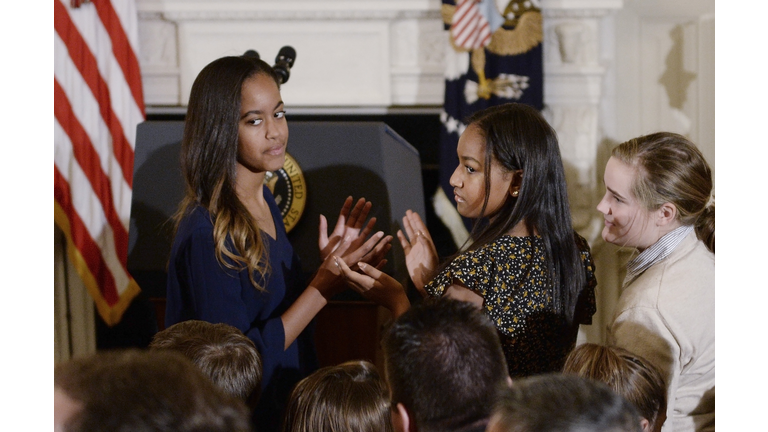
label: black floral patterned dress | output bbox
[424,233,597,378]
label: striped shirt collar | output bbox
[624,225,694,287]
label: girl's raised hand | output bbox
[397,210,439,296]
[319,197,377,261]
[335,257,410,318]
[312,230,391,300]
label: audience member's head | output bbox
[607,131,714,253]
[282,360,392,432]
[54,348,253,432]
[487,374,642,432]
[149,320,262,404]
[382,297,509,432]
[563,343,667,432]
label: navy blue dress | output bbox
[165,186,316,432]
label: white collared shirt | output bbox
[623,225,694,287]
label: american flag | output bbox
[54,0,145,326]
[451,0,492,50]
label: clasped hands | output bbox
[321,206,439,318]
[312,197,392,300]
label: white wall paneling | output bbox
[611,0,715,172]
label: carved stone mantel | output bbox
[540,0,622,241]
[136,0,445,108]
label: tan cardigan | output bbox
[609,231,715,432]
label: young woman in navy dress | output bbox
[165,55,390,431]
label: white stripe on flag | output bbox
[59,0,143,158]
[69,0,143,148]
[54,32,133,228]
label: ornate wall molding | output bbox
[142,10,442,21]
[137,0,445,107]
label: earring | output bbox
[512,190,519,197]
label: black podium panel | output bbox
[128,121,425,299]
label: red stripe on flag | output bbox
[55,167,121,305]
[54,78,130,268]
[476,21,491,47]
[454,9,478,42]
[453,0,475,29]
[92,0,145,116]
[453,1,472,24]
[451,0,491,50]
[54,0,135,186]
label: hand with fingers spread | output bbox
[397,210,439,296]
[357,232,392,271]
[319,197,377,261]
[311,231,392,300]
[335,257,410,318]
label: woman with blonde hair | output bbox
[596,132,714,432]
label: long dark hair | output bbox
[175,55,281,290]
[456,103,585,325]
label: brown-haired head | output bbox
[563,343,667,432]
[489,374,642,432]
[282,360,392,432]
[611,132,714,253]
[149,320,262,404]
[54,349,253,432]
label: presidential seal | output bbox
[264,152,306,232]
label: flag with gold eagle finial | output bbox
[54,0,145,326]
[435,0,543,248]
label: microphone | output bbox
[273,46,296,84]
